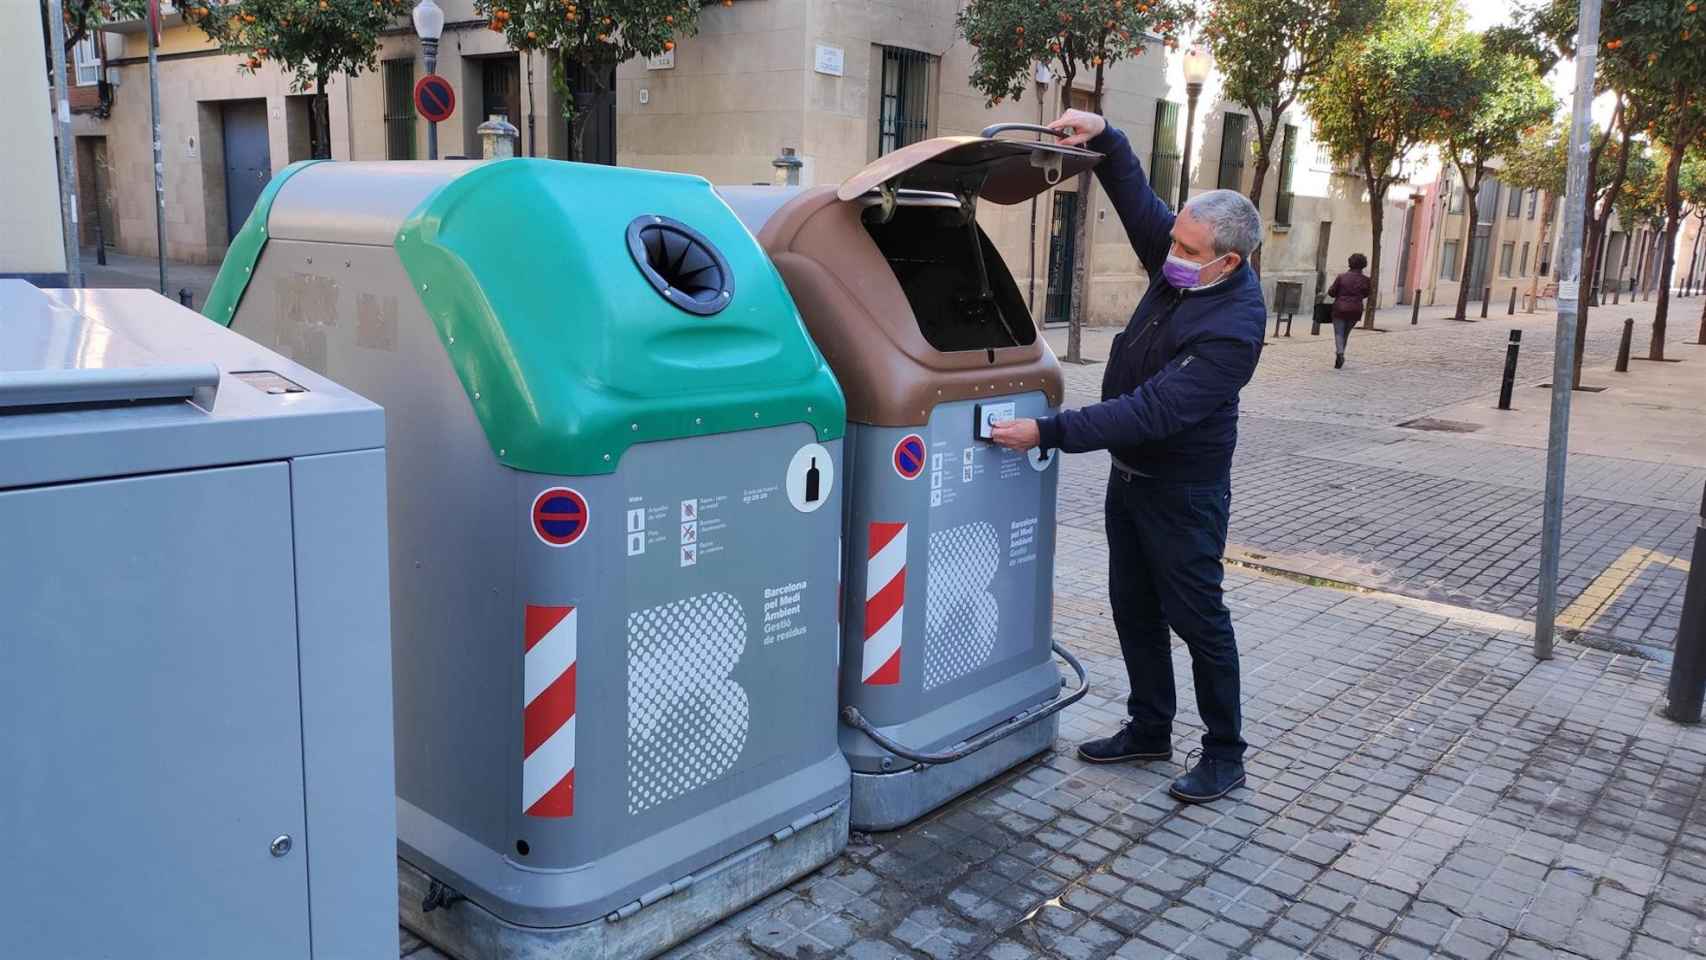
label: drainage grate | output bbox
[1398,418,1483,433]
[1538,383,1609,393]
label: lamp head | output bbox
[412,0,445,41]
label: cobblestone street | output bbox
[403,300,1706,960]
[1053,298,1704,656]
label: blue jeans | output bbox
[1104,468,1246,762]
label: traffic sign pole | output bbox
[423,38,439,159]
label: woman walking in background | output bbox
[1326,254,1371,369]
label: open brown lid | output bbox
[836,135,1102,205]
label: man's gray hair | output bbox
[1182,189,1264,260]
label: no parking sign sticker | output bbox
[533,487,589,547]
[892,434,926,480]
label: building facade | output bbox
[82,0,1410,324]
[6,3,71,283]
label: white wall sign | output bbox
[646,50,675,70]
[184,134,199,160]
[813,45,844,77]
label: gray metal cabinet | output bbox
[0,281,395,960]
[2,463,312,959]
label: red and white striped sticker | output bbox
[523,604,577,818]
[862,522,907,685]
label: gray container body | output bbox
[232,238,848,932]
[840,393,1062,826]
[0,283,395,960]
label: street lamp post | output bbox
[413,1,445,160]
[1179,47,1212,211]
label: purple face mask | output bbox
[1163,252,1229,290]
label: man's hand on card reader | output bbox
[989,418,1040,453]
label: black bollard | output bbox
[1662,482,1706,724]
[1411,292,1421,325]
[1481,288,1491,318]
[1616,318,1634,372]
[1613,285,1621,305]
[1497,330,1521,410]
[1508,287,1518,315]
[178,288,193,309]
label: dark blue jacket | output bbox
[1036,127,1266,483]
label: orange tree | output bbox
[1303,0,1463,327]
[1431,34,1556,323]
[958,0,1193,364]
[475,0,703,163]
[1597,0,1706,359]
[1503,105,1648,386]
[48,1,147,54]
[1198,0,1382,269]
[182,0,407,159]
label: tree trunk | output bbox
[1650,142,1687,361]
[1453,169,1480,323]
[1571,120,1629,387]
[1685,214,1703,293]
[313,76,331,160]
[1634,230,1650,299]
[1364,185,1385,329]
[1248,153,1271,275]
[1066,175,1094,363]
[551,58,585,163]
[1573,218,1603,389]
[1617,221,1634,289]
[1692,281,1706,346]
[1246,108,1279,276]
[1064,70,1104,365]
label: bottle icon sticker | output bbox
[786,443,834,513]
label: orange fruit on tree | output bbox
[664,40,675,50]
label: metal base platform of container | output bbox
[400,799,849,960]
[850,713,1058,833]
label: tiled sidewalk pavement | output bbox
[1050,307,1704,652]
[406,520,1706,960]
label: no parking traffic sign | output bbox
[415,74,455,124]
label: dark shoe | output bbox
[1334,353,1345,369]
[1077,721,1171,764]
[1169,750,1246,803]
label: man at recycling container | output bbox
[991,108,1267,805]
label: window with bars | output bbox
[1527,189,1539,219]
[1499,242,1515,277]
[74,35,102,86]
[1275,124,1299,226]
[1217,113,1246,190]
[1520,242,1530,276]
[878,46,932,156]
[383,59,416,161]
[1441,240,1460,280]
[1506,183,1524,219]
[1448,174,1464,214]
[1149,100,1181,209]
